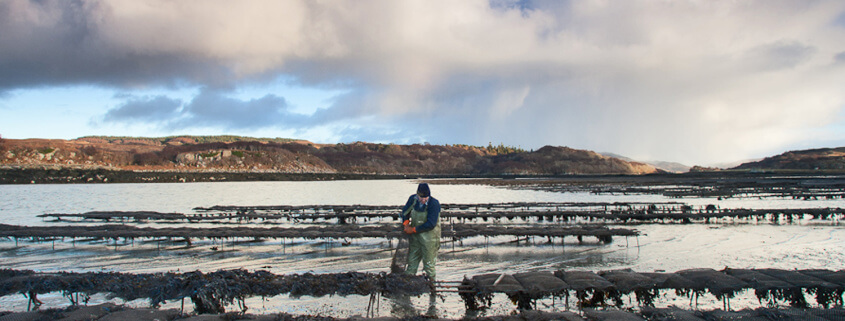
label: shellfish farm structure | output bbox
[2,173,845,319]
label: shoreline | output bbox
[0,166,413,184]
[2,166,845,185]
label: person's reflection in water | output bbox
[388,293,416,318]
[425,291,439,317]
[387,291,440,318]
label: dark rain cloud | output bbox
[0,0,238,91]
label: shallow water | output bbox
[0,179,842,317]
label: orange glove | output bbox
[403,220,410,227]
[403,226,416,234]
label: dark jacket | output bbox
[400,194,441,233]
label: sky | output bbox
[1,0,845,166]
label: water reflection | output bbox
[1,180,844,316]
[387,292,440,318]
[5,179,806,226]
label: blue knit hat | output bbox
[417,183,431,197]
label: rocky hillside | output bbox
[483,146,658,175]
[733,147,845,170]
[600,152,690,173]
[0,136,659,175]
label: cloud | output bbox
[177,89,300,129]
[6,0,845,164]
[742,42,817,72]
[836,52,845,63]
[103,95,182,122]
[101,88,308,131]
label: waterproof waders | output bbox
[404,199,441,279]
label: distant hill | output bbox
[77,135,303,145]
[601,152,690,173]
[733,147,845,170]
[481,146,658,175]
[0,136,658,175]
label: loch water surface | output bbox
[0,179,842,317]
